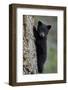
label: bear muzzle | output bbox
[40,32,45,38]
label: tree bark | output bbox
[23,15,38,74]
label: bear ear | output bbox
[47,25,51,30]
[38,21,42,26]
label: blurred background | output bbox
[34,15,57,73]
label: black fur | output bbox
[33,21,51,73]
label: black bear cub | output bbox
[33,21,51,73]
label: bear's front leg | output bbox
[33,26,38,38]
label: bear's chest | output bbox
[36,38,47,54]
[36,38,46,46]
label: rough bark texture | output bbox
[23,15,38,74]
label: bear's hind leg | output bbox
[37,63,43,73]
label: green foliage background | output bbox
[34,16,57,73]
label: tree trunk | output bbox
[23,15,38,74]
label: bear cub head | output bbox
[37,21,51,38]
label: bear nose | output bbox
[40,32,45,37]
